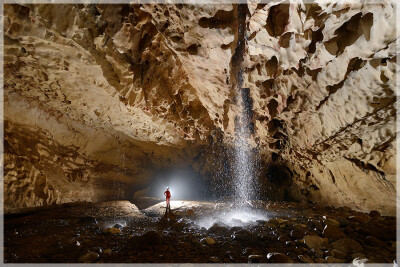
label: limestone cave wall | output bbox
[3,1,398,215]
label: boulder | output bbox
[325,256,343,263]
[204,237,216,245]
[298,254,313,263]
[104,228,121,234]
[303,235,329,249]
[323,219,340,228]
[248,255,263,263]
[291,228,305,239]
[78,252,99,263]
[322,225,345,241]
[267,252,293,263]
[132,231,162,248]
[331,238,363,253]
[349,214,371,224]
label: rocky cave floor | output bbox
[4,200,397,263]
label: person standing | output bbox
[164,187,171,212]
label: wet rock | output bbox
[369,210,381,218]
[276,218,289,228]
[349,214,370,224]
[78,252,99,263]
[277,235,289,243]
[309,219,323,229]
[203,237,216,245]
[310,248,324,258]
[185,209,195,217]
[341,206,352,212]
[322,225,345,240]
[104,228,121,234]
[78,216,98,224]
[231,229,251,241]
[103,249,112,254]
[242,247,262,256]
[314,258,325,263]
[208,223,227,234]
[209,256,220,263]
[365,236,386,247]
[298,254,313,263]
[325,256,343,263]
[325,249,346,259]
[132,231,162,248]
[248,255,263,263]
[303,235,328,249]
[336,217,349,227]
[91,247,102,253]
[323,218,340,228]
[142,231,162,247]
[267,252,293,263]
[331,238,363,253]
[285,241,295,247]
[352,252,367,259]
[227,226,242,235]
[290,228,305,239]
[265,219,280,228]
[357,224,394,241]
[305,229,320,236]
[226,251,234,261]
[113,223,123,229]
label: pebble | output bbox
[323,218,340,228]
[303,235,328,249]
[204,237,216,245]
[267,252,293,263]
[290,228,305,239]
[141,231,162,247]
[314,258,325,263]
[298,254,313,263]
[322,225,345,240]
[310,248,324,258]
[208,223,227,234]
[103,249,112,254]
[185,209,195,216]
[78,252,99,263]
[265,219,280,228]
[209,256,220,263]
[352,252,366,259]
[104,228,120,234]
[326,248,346,259]
[337,217,349,227]
[325,256,343,263]
[369,210,381,218]
[113,224,123,229]
[331,238,363,253]
[365,235,386,247]
[248,255,263,263]
[349,214,370,224]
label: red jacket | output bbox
[164,190,171,198]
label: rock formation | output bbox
[3,1,397,214]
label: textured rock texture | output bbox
[3,1,398,214]
[244,1,397,214]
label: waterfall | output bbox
[232,4,255,207]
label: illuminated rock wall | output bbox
[3,1,397,214]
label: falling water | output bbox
[233,88,254,206]
[232,5,255,207]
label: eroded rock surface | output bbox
[3,1,398,214]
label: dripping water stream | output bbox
[232,4,256,207]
